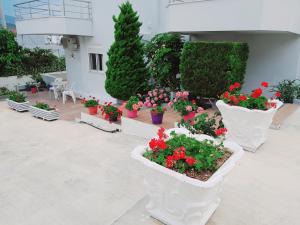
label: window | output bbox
[89,53,103,72]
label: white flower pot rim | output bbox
[216,100,282,114]
[30,105,56,113]
[131,137,244,189]
[7,99,29,104]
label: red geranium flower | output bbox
[275,92,281,98]
[166,156,174,168]
[261,81,269,88]
[223,91,229,99]
[251,88,263,99]
[234,82,241,89]
[157,127,167,139]
[157,139,167,150]
[172,147,186,161]
[239,95,247,101]
[215,128,228,136]
[185,157,196,166]
[229,85,236,92]
[230,95,239,105]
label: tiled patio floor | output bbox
[25,91,85,121]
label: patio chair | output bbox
[49,78,63,100]
[62,82,76,104]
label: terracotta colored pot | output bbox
[151,112,164,125]
[88,106,98,115]
[183,111,196,121]
[127,110,138,118]
[31,87,37,94]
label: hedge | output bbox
[180,41,249,98]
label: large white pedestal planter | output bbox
[29,106,59,121]
[131,130,244,225]
[216,100,282,152]
[6,99,29,112]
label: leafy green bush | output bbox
[0,29,24,76]
[0,87,10,96]
[0,29,66,77]
[180,41,249,98]
[145,33,183,90]
[105,2,148,100]
[34,102,52,111]
[271,79,300,103]
[8,91,26,103]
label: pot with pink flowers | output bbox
[169,91,204,121]
[125,96,143,118]
[143,88,170,108]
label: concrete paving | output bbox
[0,100,300,225]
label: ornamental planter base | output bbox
[216,100,282,152]
[29,106,59,121]
[6,99,29,112]
[131,129,244,225]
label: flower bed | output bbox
[29,102,59,121]
[6,91,29,112]
[131,128,244,225]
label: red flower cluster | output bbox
[261,81,269,88]
[148,127,168,151]
[229,82,241,92]
[251,88,263,99]
[215,128,228,136]
[165,146,197,168]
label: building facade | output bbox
[15,0,300,101]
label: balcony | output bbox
[167,0,300,35]
[14,0,93,36]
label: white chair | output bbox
[49,78,63,100]
[62,82,76,104]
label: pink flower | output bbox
[165,98,169,102]
[146,97,150,101]
[146,102,152,108]
[153,91,158,97]
[149,93,153,97]
[153,104,157,108]
[168,101,173,107]
[159,94,164,99]
[151,100,155,104]
[160,89,164,94]
[163,93,167,97]
[138,101,143,107]
[154,97,158,101]
[132,104,139,111]
[197,107,204,113]
[183,91,189,97]
[186,105,192,112]
[148,91,152,95]
[176,92,182,98]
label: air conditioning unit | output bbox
[60,37,80,50]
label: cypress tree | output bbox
[105,1,148,100]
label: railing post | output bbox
[63,0,66,16]
[48,0,51,16]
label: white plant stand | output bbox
[29,106,59,121]
[216,100,282,152]
[131,129,244,225]
[6,99,29,112]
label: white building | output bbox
[15,0,300,101]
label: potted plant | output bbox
[83,98,99,115]
[270,79,300,104]
[125,96,143,118]
[150,105,166,125]
[169,91,203,121]
[143,88,170,108]
[99,102,122,122]
[6,91,29,112]
[131,127,244,225]
[216,81,282,152]
[30,102,59,121]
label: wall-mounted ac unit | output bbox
[60,37,80,50]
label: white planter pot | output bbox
[29,106,59,121]
[6,99,29,112]
[216,100,282,152]
[131,129,244,225]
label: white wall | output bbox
[192,32,300,95]
[65,0,169,102]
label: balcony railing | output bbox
[14,0,92,21]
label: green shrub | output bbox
[145,33,183,90]
[105,2,148,100]
[34,102,52,111]
[84,99,99,108]
[8,91,26,103]
[180,41,249,98]
[270,79,300,103]
[0,87,10,96]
